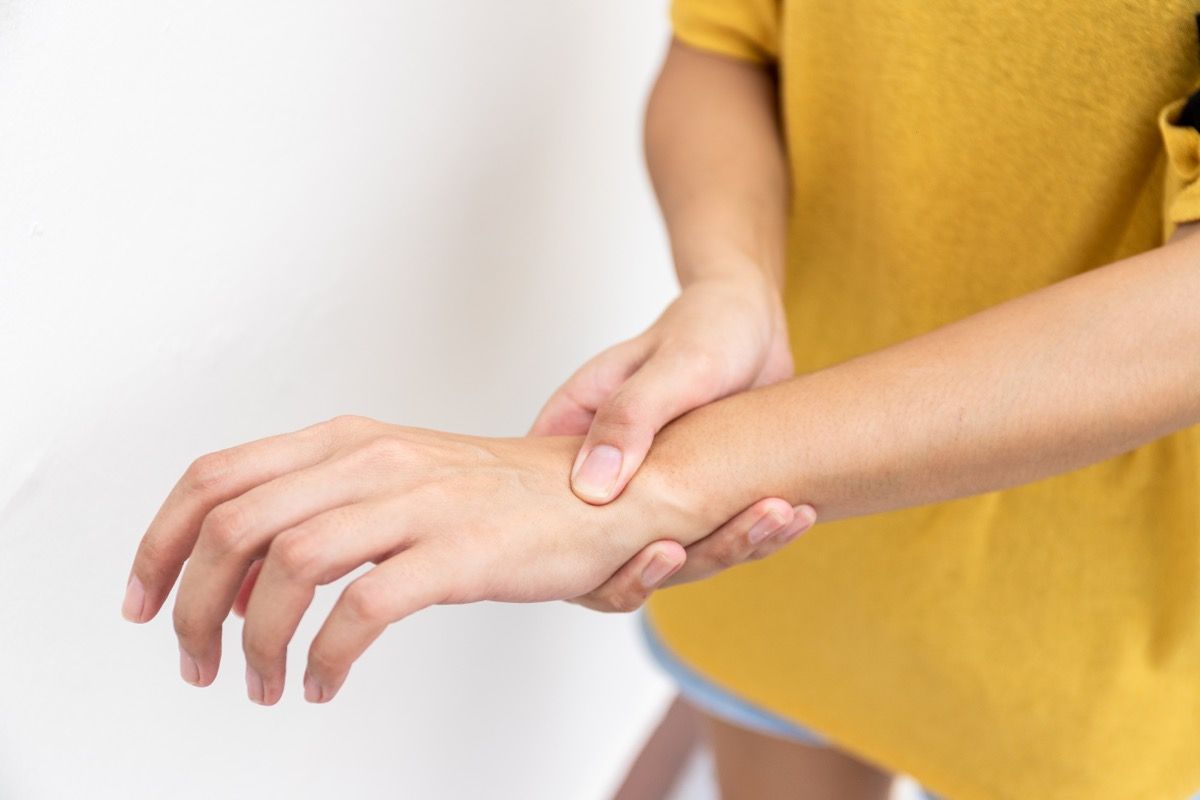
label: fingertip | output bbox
[303,672,324,703]
[120,574,147,623]
[758,497,796,521]
[305,670,343,704]
[769,506,816,548]
[640,548,685,589]
[645,537,686,562]
[139,595,166,623]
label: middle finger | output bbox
[171,458,373,686]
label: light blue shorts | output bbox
[637,610,1200,800]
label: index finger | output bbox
[526,338,650,437]
[122,420,340,623]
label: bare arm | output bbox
[127,46,1200,704]
[646,40,789,291]
[124,225,1200,703]
[637,223,1200,533]
[539,41,812,610]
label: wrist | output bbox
[680,264,780,298]
[679,270,786,329]
[676,248,784,295]
[610,402,750,552]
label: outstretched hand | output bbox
[122,416,702,705]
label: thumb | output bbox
[528,337,651,437]
[571,351,718,504]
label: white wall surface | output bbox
[0,3,682,798]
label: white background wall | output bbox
[0,3,684,798]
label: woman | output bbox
[124,2,1200,797]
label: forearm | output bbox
[646,40,788,290]
[638,227,1200,536]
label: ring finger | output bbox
[171,458,374,686]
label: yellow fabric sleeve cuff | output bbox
[670,0,779,64]
[1159,77,1200,240]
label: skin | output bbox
[552,43,872,796]
[539,39,810,613]
[532,281,816,613]
[552,40,875,795]
[121,41,1200,800]
[124,420,704,704]
[637,218,1200,530]
[120,181,1200,710]
[229,42,816,622]
[613,698,895,800]
[703,712,894,800]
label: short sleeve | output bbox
[1158,76,1200,240]
[670,0,781,65]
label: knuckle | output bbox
[710,542,745,570]
[589,340,641,383]
[309,414,372,452]
[184,451,231,496]
[596,399,645,434]
[685,346,725,378]
[341,580,390,623]
[200,502,253,556]
[326,414,370,435]
[551,384,587,418]
[268,531,323,581]
[307,646,342,677]
[136,535,171,575]
[589,585,643,614]
[750,498,782,517]
[579,587,613,610]
[668,346,730,395]
[241,633,275,667]
[608,591,645,614]
[172,610,204,645]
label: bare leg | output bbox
[613,696,701,800]
[702,710,895,800]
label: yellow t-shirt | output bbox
[644,3,1200,799]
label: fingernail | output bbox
[303,672,324,703]
[775,520,809,546]
[121,574,146,623]
[640,553,680,589]
[794,505,817,531]
[245,665,265,704]
[747,509,788,545]
[179,646,200,686]
[572,445,622,501]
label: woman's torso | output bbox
[647,3,1200,798]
